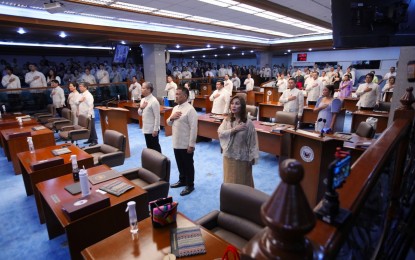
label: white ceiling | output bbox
[0,0,333,43]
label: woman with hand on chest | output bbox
[313,85,341,133]
[218,95,259,187]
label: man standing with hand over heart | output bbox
[167,87,198,196]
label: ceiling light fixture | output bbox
[176,44,180,48]
[202,55,206,58]
[241,52,244,55]
[227,53,230,56]
[17,27,26,34]
[250,50,254,53]
[287,49,291,52]
[59,31,67,38]
[121,40,126,44]
[0,41,111,50]
[220,45,224,49]
[214,54,217,57]
[206,44,211,48]
[308,48,312,51]
[232,46,236,49]
[168,48,216,53]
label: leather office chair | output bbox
[34,104,56,124]
[196,183,269,250]
[275,111,298,126]
[83,130,126,167]
[234,92,247,101]
[375,101,391,112]
[58,114,91,144]
[156,96,164,106]
[246,105,258,121]
[44,107,72,132]
[253,86,261,92]
[355,121,375,138]
[121,148,171,202]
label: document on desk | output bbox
[88,170,120,185]
[171,226,206,258]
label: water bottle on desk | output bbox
[27,137,35,153]
[2,105,5,113]
[126,201,138,238]
[79,168,90,197]
[70,155,79,182]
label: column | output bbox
[256,51,273,69]
[141,44,167,97]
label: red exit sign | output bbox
[297,53,307,61]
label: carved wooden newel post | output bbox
[242,159,320,259]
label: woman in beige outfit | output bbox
[218,96,259,187]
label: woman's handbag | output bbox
[149,197,178,227]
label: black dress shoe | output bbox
[180,186,194,196]
[83,141,91,144]
[89,142,98,147]
[170,181,186,188]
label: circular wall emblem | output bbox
[267,90,272,96]
[203,86,207,90]
[300,146,314,162]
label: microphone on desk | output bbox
[319,118,327,137]
[105,97,117,108]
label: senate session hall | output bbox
[0,0,415,259]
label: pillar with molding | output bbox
[256,51,273,69]
[141,44,167,97]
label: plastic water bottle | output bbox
[70,155,79,182]
[117,94,120,101]
[27,137,35,153]
[132,96,135,103]
[126,201,138,237]
[0,110,2,119]
[79,168,90,197]
[18,118,23,128]
[2,105,5,113]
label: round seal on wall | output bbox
[267,90,272,96]
[300,146,314,162]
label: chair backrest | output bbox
[375,101,391,112]
[156,96,164,106]
[235,92,247,101]
[356,121,375,138]
[103,130,126,151]
[61,108,72,121]
[253,86,261,92]
[220,183,269,226]
[275,111,298,126]
[47,104,56,115]
[77,114,91,129]
[246,105,258,119]
[141,148,171,182]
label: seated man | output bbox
[209,81,230,115]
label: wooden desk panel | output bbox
[197,115,284,156]
[82,213,232,260]
[342,98,359,112]
[254,92,264,106]
[193,95,212,113]
[37,165,148,260]
[118,101,173,137]
[1,125,55,174]
[18,144,94,223]
[351,110,389,133]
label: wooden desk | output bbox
[351,110,389,133]
[282,128,373,206]
[37,165,148,260]
[342,98,359,112]
[193,95,212,113]
[0,117,38,147]
[197,114,284,156]
[254,92,264,106]
[1,125,55,174]
[118,101,173,137]
[82,212,232,260]
[258,101,283,120]
[18,144,94,223]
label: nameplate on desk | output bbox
[271,124,289,133]
[32,126,46,131]
[8,131,31,139]
[88,170,120,185]
[30,157,64,171]
[61,193,110,221]
[51,147,71,156]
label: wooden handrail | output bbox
[0,81,131,92]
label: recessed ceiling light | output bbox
[250,50,254,53]
[287,49,291,52]
[333,47,336,49]
[227,53,230,56]
[207,44,211,48]
[17,28,26,34]
[214,54,217,57]
[241,52,244,55]
[121,41,126,44]
[192,56,195,58]
[284,52,287,54]
[308,48,312,51]
[232,46,236,49]
[202,55,206,58]
[220,45,224,49]
[59,31,67,38]
[176,44,180,48]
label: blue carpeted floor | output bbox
[0,110,281,259]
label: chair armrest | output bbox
[143,181,170,202]
[83,146,102,154]
[60,125,75,131]
[121,168,141,180]
[53,120,73,130]
[68,129,89,139]
[99,151,125,167]
[195,210,220,230]
[38,115,54,123]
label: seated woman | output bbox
[382,76,395,101]
[313,85,341,133]
[338,74,353,100]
